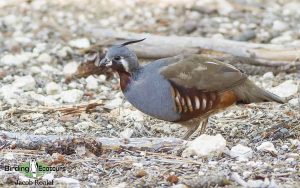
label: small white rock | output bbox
[125,110,144,121]
[98,75,107,83]
[55,177,80,188]
[269,80,298,98]
[171,184,189,188]
[86,76,98,90]
[272,20,289,31]
[288,98,299,106]
[46,82,62,95]
[182,134,226,157]
[230,144,253,161]
[63,62,78,75]
[257,141,278,154]
[4,152,14,160]
[57,46,72,58]
[0,52,34,66]
[105,98,123,109]
[246,179,265,188]
[69,38,90,48]
[119,128,134,139]
[13,75,36,91]
[0,85,22,105]
[53,126,65,133]
[60,89,83,103]
[271,34,293,44]
[37,53,52,64]
[132,163,143,168]
[75,145,86,156]
[289,139,300,147]
[74,121,92,131]
[26,92,60,106]
[34,127,48,134]
[262,72,274,79]
[42,173,54,181]
[109,182,127,188]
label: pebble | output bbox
[257,141,278,154]
[86,76,98,90]
[0,53,34,66]
[269,80,298,98]
[230,144,253,161]
[283,2,300,16]
[119,128,134,139]
[55,177,80,188]
[125,110,144,121]
[272,20,289,31]
[33,43,47,54]
[60,89,83,103]
[233,29,256,41]
[270,34,293,44]
[262,72,274,80]
[37,53,52,63]
[182,134,226,157]
[217,0,234,15]
[3,152,14,160]
[69,38,90,48]
[42,173,54,181]
[184,21,197,33]
[75,145,86,156]
[110,182,127,188]
[105,97,123,109]
[27,92,60,106]
[34,126,48,134]
[288,98,299,106]
[63,62,78,75]
[12,75,36,91]
[0,85,22,105]
[53,126,66,133]
[46,82,62,95]
[57,46,72,58]
[98,75,107,83]
[74,121,92,131]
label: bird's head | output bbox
[96,38,145,74]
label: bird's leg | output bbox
[182,117,209,140]
[199,117,209,135]
[182,123,200,140]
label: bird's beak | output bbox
[96,57,112,67]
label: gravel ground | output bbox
[0,0,299,187]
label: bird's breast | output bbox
[123,75,181,122]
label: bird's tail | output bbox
[233,79,285,104]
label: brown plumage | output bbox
[159,55,285,139]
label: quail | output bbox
[94,39,285,139]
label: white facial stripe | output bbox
[120,58,129,72]
[106,60,113,66]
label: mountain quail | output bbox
[94,39,285,139]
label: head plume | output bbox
[120,38,146,47]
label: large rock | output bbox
[182,134,226,157]
[269,80,298,98]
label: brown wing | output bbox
[159,54,247,92]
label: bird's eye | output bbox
[114,56,121,61]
